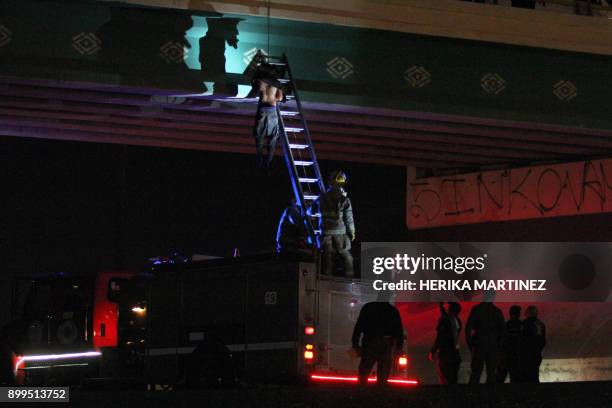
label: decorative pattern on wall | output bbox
[481,73,506,95]
[404,66,431,88]
[326,57,354,79]
[159,42,188,64]
[553,80,578,101]
[72,32,101,55]
[243,47,266,65]
[0,24,12,47]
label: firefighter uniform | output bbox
[352,301,404,386]
[520,316,546,383]
[431,304,462,385]
[314,171,355,277]
[466,302,505,384]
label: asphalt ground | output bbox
[41,380,612,408]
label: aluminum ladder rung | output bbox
[294,160,313,166]
[289,143,308,149]
[299,177,319,183]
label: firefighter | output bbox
[351,292,404,387]
[466,296,505,384]
[497,305,522,383]
[429,302,462,385]
[276,197,309,254]
[313,171,355,277]
[519,305,546,383]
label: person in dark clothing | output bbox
[466,300,505,384]
[250,62,284,169]
[520,305,546,383]
[276,197,309,254]
[429,302,462,385]
[313,171,355,277]
[352,296,404,387]
[497,305,522,383]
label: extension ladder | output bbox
[255,53,326,247]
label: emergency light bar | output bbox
[310,374,418,386]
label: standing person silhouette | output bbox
[520,306,546,383]
[351,292,404,387]
[466,291,505,384]
[497,305,522,383]
[429,302,462,384]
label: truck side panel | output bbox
[242,262,299,380]
[144,259,302,384]
[315,278,377,373]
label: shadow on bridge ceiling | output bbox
[96,7,246,97]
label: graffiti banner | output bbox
[407,158,612,229]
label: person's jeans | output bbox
[253,105,279,168]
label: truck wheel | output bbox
[56,320,78,345]
[185,346,236,388]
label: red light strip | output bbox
[310,374,418,386]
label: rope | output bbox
[266,0,271,55]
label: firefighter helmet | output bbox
[328,170,347,187]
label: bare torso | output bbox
[258,81,283,106]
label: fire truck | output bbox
[3,254,417,387]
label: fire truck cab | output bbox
[2,270,132,385]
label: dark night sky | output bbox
[3,136,612,325]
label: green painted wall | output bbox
[1,0,610,129]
